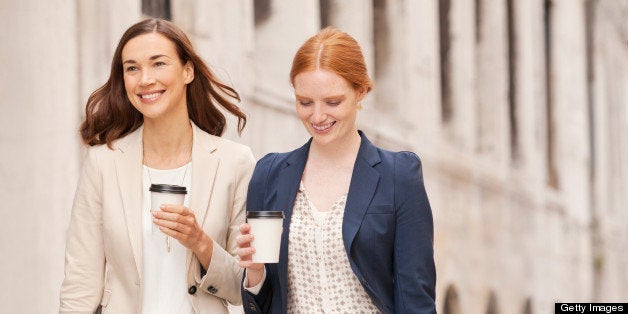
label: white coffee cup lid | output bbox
[247,211,284,219]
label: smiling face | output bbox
[294,69,366,147]
[121,32,194,123]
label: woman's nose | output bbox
[140,69,156,86]
[311,103,327,123]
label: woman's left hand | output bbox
[152,204,213,267]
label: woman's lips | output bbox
[311,121,335,133]
[138,91,164,103]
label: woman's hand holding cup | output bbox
[152,204,214,269]
[237,223,265,287]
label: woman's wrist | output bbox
[194,233,214,270]
[245,266,265,288]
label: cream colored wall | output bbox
[0,0,141,313]
[1,1,80,312]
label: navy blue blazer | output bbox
[242,131,436,313]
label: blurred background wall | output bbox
[0,0,626,313]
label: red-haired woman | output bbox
[237,27,436,313]
[60,18,254,313]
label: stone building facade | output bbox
[1,0,626,313]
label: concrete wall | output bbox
[0,1,81,312]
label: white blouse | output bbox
[141,163,193,314]
[285,182,379,313]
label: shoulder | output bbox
[369,145,422,170]
[255,144,305,171]
[358,131,421,169]
[251,151,287,179]
[394,151,422,168]
[83,143,117,164]
[84,126,142,161]
[390,151,425,191]
[249,146,303,183]
[256,151,287,168]
[86,143,115,155]
[213,134,253,157]
[367,144,423,185]
[199,132,255,165]
[76,144,116,181]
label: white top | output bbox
[141,163,193,314]
[285,182,378,313]
[244,183,378,313]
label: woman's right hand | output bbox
[237,223,266,287]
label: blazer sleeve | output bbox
[393,152,436,313]
[197,146,256,305]
[242,267,274,314]
[241,153,278,314]
[59,149,105,313]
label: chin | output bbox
[311,134,336,146]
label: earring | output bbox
[357,102,363,111]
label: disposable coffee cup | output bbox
[247,211,284,263]
[150,184,187,234]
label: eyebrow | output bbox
[123,54,170,65]
[295,94,345,100]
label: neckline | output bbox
[143,161,191,172]
[299,181,347,213]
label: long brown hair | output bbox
[80,18,246,147]
[290,27,373,92]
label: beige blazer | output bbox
[60,123,255,314]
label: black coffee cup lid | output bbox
[247,211,284,219]
[149,184,187,194]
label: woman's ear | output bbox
[184,61,194,84]
[356,86,368,102]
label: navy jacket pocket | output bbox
[366,204,393,214]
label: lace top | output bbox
[286,182,380,313]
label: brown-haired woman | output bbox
[237,27,436,313]
[60,18,255,313]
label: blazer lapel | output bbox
[187,123,219,267]
[343,132,381,260]
[276,141,310,305]
[114,127,144,279]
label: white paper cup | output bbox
[150,184,187,234]
[247,211,284,263]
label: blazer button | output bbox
[249,302,257,311]
[207,286,218,294]
[188,285,197,295]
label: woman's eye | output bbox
[299,101,313,106]
[154,61,166,67]
[326,101,340,106]
[125,66,138,72]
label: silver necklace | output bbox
[143,149,192,252]
[144,159,190,186]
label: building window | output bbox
[523,298,533,314]
[443,284,461,314]
[585,0,596,183]
[320,0,332,28]
[254,0,272,26]
[507,0,519,160]
[486,291,499,314]
[544,0,558,188]
[373,0,389,81]
[142,0,171,20]
[475,0,482,43]
[439,0,453,123]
